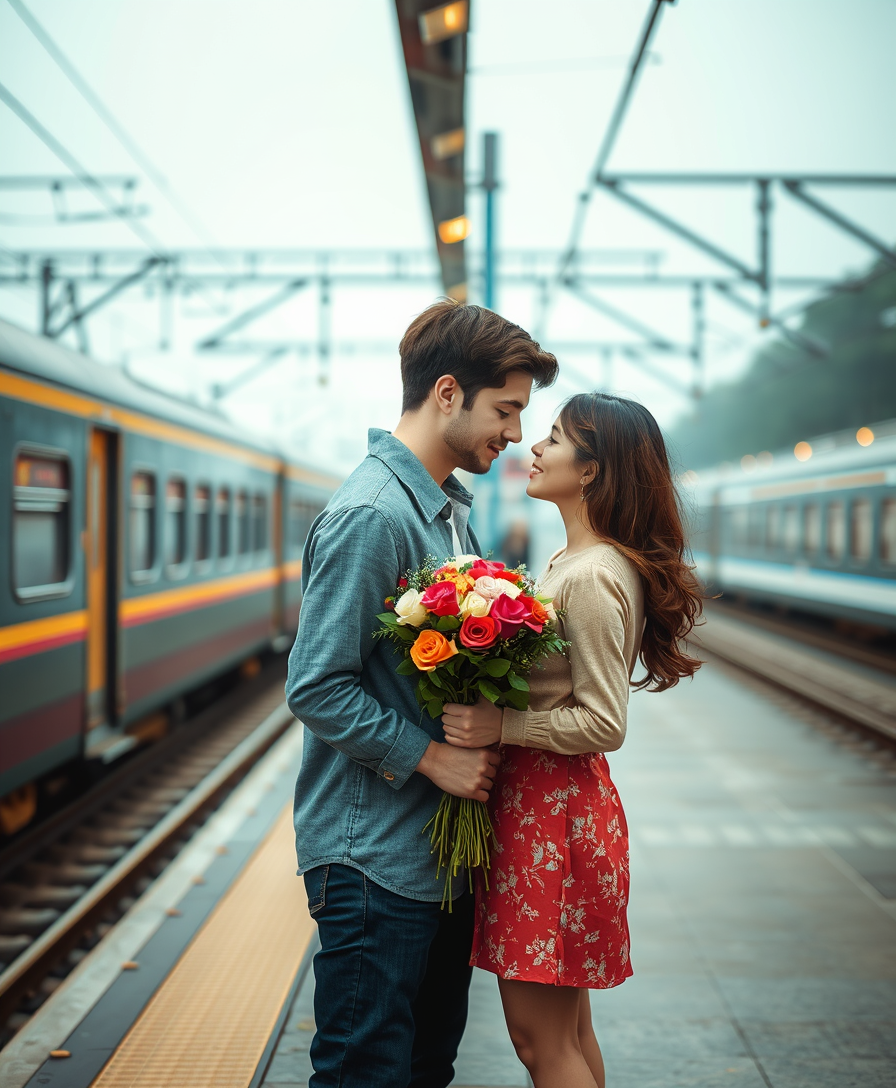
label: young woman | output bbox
[441,392,703,1088]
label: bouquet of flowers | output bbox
[375,553,567,905]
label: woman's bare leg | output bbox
[497,977,599,1088]
[577,990,606,1088]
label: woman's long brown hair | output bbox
[560,392,703,692]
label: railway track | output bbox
[0,666,296,1043]
[691,602,896,742]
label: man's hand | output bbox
[416,741,500,802]
[442,696,503,749]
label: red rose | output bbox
[459,614,499,649]
[398,577,408,588]
[516,595,544,633]
[489,593,530,639]
[469,560,505,579]
[495,569,523,584]
[420,580,459,616]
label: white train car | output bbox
[684,421,896,631]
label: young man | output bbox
[286,299,558,1088]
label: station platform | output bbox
[3,652,895,1088]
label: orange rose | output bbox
[529,598,549,624]
[409,629,459,672]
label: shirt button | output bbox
[383,772,395,781]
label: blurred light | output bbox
[856,426,875,447]
[679,469,699,485]
[758,317,771,329]
[438,215,470,244]
[740,454,757,471]
[880,305,896,328]
[431,127,465,160]
[446,282,467,303]
[419,1,468,44]
[757,450,774,466]
[794,441,813,462]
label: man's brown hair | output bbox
[399,299,559,413]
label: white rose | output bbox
[473,576,502,601]
[452,553,482,568]
[459,591,491,618]
[544,600,557,622]
[497,580,523,599]
[394,589,428,627]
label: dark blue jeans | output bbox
[303,864,474,1088]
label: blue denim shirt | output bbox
[286,429,481,901]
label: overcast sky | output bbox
[1,0,894,476]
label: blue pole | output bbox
[483,133,498,311]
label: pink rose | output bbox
[420,580,459,616]
[459,614,499,649]
[472,576,502,601]
[489,593,530,639]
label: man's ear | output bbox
[433,375,462,416]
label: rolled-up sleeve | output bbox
[285,505,431,789]
[501,560,632,755]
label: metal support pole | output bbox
[691,281,705,399]
[318,275,331,386]
[40,259,53,334]
[66,280,89,354]
[160,263,174,351]
[757,179,771,325]
[483,133,498,311]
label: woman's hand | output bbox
[442,696,503,748]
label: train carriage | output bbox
[0,318,338,834]
[685,422,896,631]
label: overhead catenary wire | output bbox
[0,80,165,256]
[6,0,225,264]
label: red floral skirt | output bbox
[470,746,632,988]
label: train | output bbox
[683,420,896,631]
[0,317,340,836]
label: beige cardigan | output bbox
[501,542,645,755]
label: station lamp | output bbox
[856,426,874,447]
[419,1,469,44]
[431,127,466,161]
[794,441,813,462]
[438,214,471,244]
[447,282,468,303]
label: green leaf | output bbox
[436,615,461,632]
[484,658,511,677]
[426,697,445,718]
[477,679,501,703]
[375,612,397,625]
[393,626,417,642]
[507,672,530,692]
[396,657,418,676]
[427,670,446,689]
[504,687,530,711]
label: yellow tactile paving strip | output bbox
[91,805,313,1088]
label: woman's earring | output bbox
[580,480,586,502]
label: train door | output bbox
[85,428,119,747]
[272,472,287,647]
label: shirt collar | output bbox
[367,428,473,524]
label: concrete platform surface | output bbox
[262,657,896,1087]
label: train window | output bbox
[730,506,748,547]
[826,502,846,561]
[217,488,231,559]
[748,507,763,548]
[129,472,156,575]
[804,504,821,555]
[236,490,250,555]
[12,452,71,596]
[165,478,187,568]
[882,499,896,565]
[195,485,211,562]
[765,506,780,549]
[253,492,268,552]
[850,499,872,563]
[782,506,799,552]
